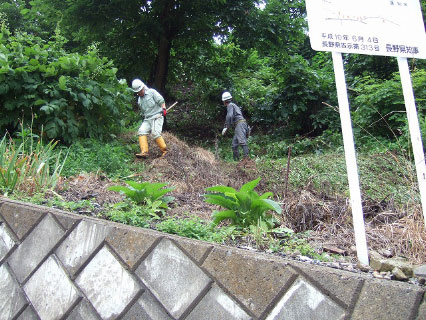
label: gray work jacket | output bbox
[138,88,165,120]
[224,102,245,129]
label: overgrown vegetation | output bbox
[0,127,67,195]
[0,22,131,144]
[58,138,137,179]
[0,1,425,265]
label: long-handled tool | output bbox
[166,101,178,112]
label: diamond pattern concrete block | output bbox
[0,221,15,262]
[54,212,80,231]
[76,246,140,320]
[56,220,111,275]
[0,201,44,240]
[351,280,423,320]
[67,299,100,320]
[24,255,80,320]
[202,247,295,317]
[8,214,65,283]
[16,306,39,320]
[123,291,172,320]
[187,284,252,320]
[266,278,345,320]
[294,262,362,307]
[417,296,426,320]
[136,238,211,319]
[106,226,161,269]
[0,265,27,320]
[173,237,213,263]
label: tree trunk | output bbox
[149,0,176,93]
[152,35,171,93]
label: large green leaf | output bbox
[240,177,261,193]
[235,192,252,212]
[58,75,67,90]
[212,210,237,225]
[108,185,135,198]
[259,192,273,199]
[204,194,236,209]
[205,185,237,193]
[147,187,175,202]
[125,181,150,190]
[261,199,282,214]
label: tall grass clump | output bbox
[0,130,67,195]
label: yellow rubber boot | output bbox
[155,136,168,157]
[136,135,149,158]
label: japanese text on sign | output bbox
[305,0,426,58]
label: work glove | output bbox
[222,128,227,136]
[162,108,167,116]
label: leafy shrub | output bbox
[247,53,337,136]
[0,24,132,143]
[108,180,175,211]
[204,177,281,229]
[351,69,426,141]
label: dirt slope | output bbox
[54,132,426,266]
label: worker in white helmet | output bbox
[221,91,250,161]
[131,79,167,158]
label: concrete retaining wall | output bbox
[0,198,425,320]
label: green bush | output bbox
[352,69,426,142]
[204,177,281,229]
[0,24,132,143]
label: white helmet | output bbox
[131,79,145,92]
[222,91,232,101]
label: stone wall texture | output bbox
[0,198,425,320]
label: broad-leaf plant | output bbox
[204,177,282,230]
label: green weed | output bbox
[104,202,155,228]
[59,138,135,179]
[156,216,235,243]
[205,177,281,229]
[108,180,175,211]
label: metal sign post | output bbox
[397,57,426,227]
[332,52,369,265]
[306,0,426,264]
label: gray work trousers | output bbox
[232,121,249,160]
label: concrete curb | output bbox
[0,198,425,319]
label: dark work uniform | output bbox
[224,102,249,160]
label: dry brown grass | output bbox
[279,186,426,264]
[54,131,426,264]
[367,208,426,264]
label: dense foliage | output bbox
[1,0,425,266]
[352,69,426,147]
[0,0,425,149]
[0,23,131,143]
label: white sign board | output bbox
[306,0,426,58]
